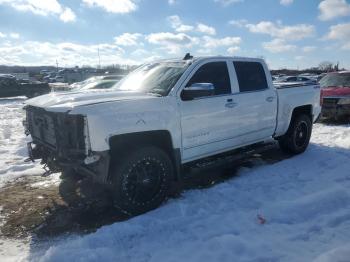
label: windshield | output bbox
[319,73,350,88]
[112,62,189,96]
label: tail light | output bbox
[320,89,324,106]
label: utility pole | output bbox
[98,47,101,69]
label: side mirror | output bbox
[181,83,215,101]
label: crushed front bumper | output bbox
[27,141,111,183]
[24,106,111,183]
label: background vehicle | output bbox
[49,75,124,92]
[42,72,57,83]
[73,79,119,91]
[320,71,350,120]
[24,56,321,215]
[0,76,50,98]
[0,74,16,79]
[70,75,124,90]
[274,75,316,84]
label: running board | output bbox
[185,142,278,173]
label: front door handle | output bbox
[266,96,275,102]
[225,102,237,108]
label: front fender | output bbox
[71,97,181,152]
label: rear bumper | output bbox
[321,104,350,118]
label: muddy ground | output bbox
[0,144,290,240]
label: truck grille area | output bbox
[25,106,86,158]
[27,107,57,148]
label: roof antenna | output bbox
[183,53,193,60]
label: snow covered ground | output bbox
[1,98,350,262]
[0,97,42,187]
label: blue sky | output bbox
[0,0,350,69]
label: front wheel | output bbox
[109,146,173,215]
[278,114,312,154]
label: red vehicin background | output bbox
[320,71,350,120]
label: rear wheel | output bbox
[109,146,173,215]
[278,114,312,154]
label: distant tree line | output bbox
[271,61,345,76]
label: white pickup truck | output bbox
[24,55,321,214]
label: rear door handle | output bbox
[266,96,275,102]
[225,101,237,108]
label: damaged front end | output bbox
[24,106,110,183]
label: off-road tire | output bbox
[109,146,173,215]
[60,167,82,180]
[278,114,312,154]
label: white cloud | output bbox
[202,36,241,48]
[0,0,76,22]
[0,32,6,38]
[214,0,243,6]
[227,46,240,55]
[229,19,248,28]
[280,0,293,6]
[318,0,350,21]
[131,49,149,56]
[59,7,76,23]
[147,32,193,46]
[342,43,350,50]
[167,15,194,32]
[246,21,315,40]
[324,23,350,50]
[176,24,194,33]
[146,32,197,54]
[325,23,350,40]
[167,15,216,35]
[302,46,316,52]
[9,33,20,39]
[82,0,137,13]
[145,31,241,55]
[114,33,142,46]
[197,23,216,35]
[0,40,140,66]
[168,0,177,5]
[262,38,296,53]
[0,0,62,15]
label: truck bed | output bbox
[274,82,321,137]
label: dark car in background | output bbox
[320,71,350,120]
[0,75,50,98]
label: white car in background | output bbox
[72,79,119,91]
[70,75,124,89]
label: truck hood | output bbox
[321,87,350,97]
[25,89,156,111]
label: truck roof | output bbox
[153,56,265,64]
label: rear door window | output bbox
[233,61,268,92]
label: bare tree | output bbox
[318,61,334,72]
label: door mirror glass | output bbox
[181,83,215,100]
